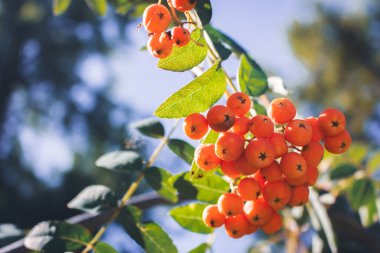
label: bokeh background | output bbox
[0,0,379,252]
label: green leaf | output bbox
[347,178,376,210]
[144,167,178,203]
[358,197,378,227]
[345,143,368,165]
[67,185,117,214]
[170,203,212,234]
[157,29,208,72]
[171,172,228,203]
[168,139,195,165]
[84,0,108,16]
[368,151,380,173]
[238,54,268,97]
[204,25,246,56]
[154,60,226,118]
[201,130,219,144]
[194,0,212,26]
[120,206,178,253]
[329,163,357,180]
[24,221,91,252]
[0,224,24,247]
[94,242,118,253]
[53,0,72,15]
[253,99,267,115]
[131,118,165,139]
[189,243,210,253]
[95,151,143,172]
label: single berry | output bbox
[143,4,171,33]
[244,198,273,226]
[244,138,275,168]
[285,119,312,146]
[269,133,288,158]
[249,114,274,138]
[318,108,346,136]
[224,214,250,239]
[284,173,307,186]
[194,144,221,171]
[260,161,283,182]
[252,170,266,187]
[172,0,198,12]
[268,98,296,124]
[288,184,309,206]
[218,193,244,216]
[306,166,318,186]
[226,92,252,117]
[301,141,324,168]
[231,116,250,135]
[237,178,261,201]
[183,113,208,140]
[234,154,259,176]
[305,117,324,142]
[280,152,308,179]
[215,132,244,161]
[202,205,226,228]
[324,129,351,154]
[171,26,190,47]
[261,212,282,235]
[220,161,240,179]
[262,180,291,210]
[207,105,235,132]
[147,32,173,59]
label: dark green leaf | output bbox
[157,29,208,72]
[253,99,267,115]
[53,0,72,15]
[84,0,108,16]
[145,167,178,203]
[330,163,357,180]
[95,151,143,172]
[204,25,246,56]
[0,224,24,247]
[358,197,378,227]
[154,60,226,118]
[170,203,212,234]
[119,206,144,246]
[67,185,117,214]
[194,0,212,26]
[189,243,210,253]
[94,242,118,253]
[24,221,91,252]
[238,54,268,97]
[347,178,376,210]
[131,118,165,139]
[168,139,195,165]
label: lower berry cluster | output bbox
[183,93,351,238]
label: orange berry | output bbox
[246,222,259,235]
[268,98,296,124]
[171,26,190,47]
[234,155,259,176]
[262,180,291,210]
[172,0,197,12]
[226,92,252,117]
[202,205,226,228]
[207,105,235,132]
[215,132,244,161]
[324,129,351,154]
[288,184,309,206]
[318,108,346,136]
[183,113,208,140]
[260,161,283,182]
[280,152,308,179]
[230,116,250,135]
[285,119,312,146]
[305,117,324,142]
[143,4,171,33]
[252,170,266,187]
[147,32,173,59]
[261,212,282,235]
[244,138,275,168]
[301,141,324,168]
[225,214,250,239]
[218,193,244,216]
[306,166,318,186]
[284,173,307,186]
[269,133,288,158]
[244,198,273,226]
[194,144,221,171]
[237,178,261,201]
[249,115,274,138]
[220,161,240,179]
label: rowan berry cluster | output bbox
[183,93,351,238]
[142,1,197,59]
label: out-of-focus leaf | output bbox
[0,224,24,247]
[53,0,71,15]
[170,203,212,234]
[145,167,178,203]
[158,29,208,72]
[329,163,357,180]
[344,143,368,165]
[131,118,165,139]
[154,60,226,118]
[94,242,118,253]
[368,151,380,173]
[67,185,117,214]
[347,178,376,210]
[24,221,91,252]
[95,151,143,172]
[194,0,212,26]
[253,99,267,115]
[168,139,195,165]
[84,0,108,16]
[358,197,378,227]
[189,243,210,253]
[238,54,268,97]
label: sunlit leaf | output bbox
[145,167,178,203]
[154,60,226,118]
[53,0,72,15]
[94,242,118,253]
[131,118,165,139]
[67,185,117,214]
[95,151,143,172]
[238,54,268,97]
[168,139,195,165]
[24,221,91,252]
[170,203,212,234]
[158,29,208,72]
[189,243,210,253]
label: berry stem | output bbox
[81,119,181,253]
